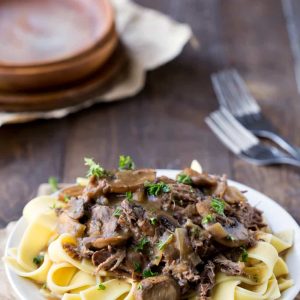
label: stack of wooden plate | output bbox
[0,0,124,112]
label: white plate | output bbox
[5,170,300,300]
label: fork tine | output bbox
[231,70,260,114]
[207,108,259,152]
[212,70,244,116]
[205,116,241,155]
[212,69,260,117]
[210,111,251,151]
[219,108,259,145]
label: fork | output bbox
[211,69,300,160]
[205,108,300,167]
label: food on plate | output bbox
[3,156,294,300]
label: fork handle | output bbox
[279,157,300,168]
[253,130,300,160]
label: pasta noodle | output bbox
[3,170,294,299]
[212,236,294,300]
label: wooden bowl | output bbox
[0,44,127,112]
[0,0,115,67]
[0,28,118,92]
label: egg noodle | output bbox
[3,172,294,300]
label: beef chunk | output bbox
[213,254,244,275]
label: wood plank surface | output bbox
[0,0,299,298]
[0,0,299,225]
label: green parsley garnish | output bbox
[134,237,149,252]
[150,217,157,225]
[97,283,106,290]
[177,174,193,185]
[84,158,106,178]
[48,176,58,192]
[241,247,248,262]
[41,283,47,290]
[113,207,122,217]
[63,195,70,203]
[201,214,215,224]
[119,155,135,170]
[126,191,133,202]
[157,234,173,251]
[142,269,158,278]
[211,197,226,215]
[133,262,142,273]
[49,203,56,209]
[137,283,143,290]
[226,235,236,241]
[144,182,170,196]
[33,254,44,267]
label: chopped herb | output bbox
[48,176,58,192]
[41,283,47,290]
[142,269,158,278]
[97,283,106,290]
[49,203,56,209]
[126,191,133,202]
[137,283,143,290]
[134,237,149,252]
[150,217,157,225]
[157,234,173,251]
[211,197,226,215]
[241,247,248,262]
[177,174,193,185]
[119,155,135,170]
[144,181,170,196]
[33,254,44,267]
[201,214,215,225]
[113,207,122,217]
[133,262,142,273]
[63,195,70,203]
[84,158,106,178]
[226,235,236,241]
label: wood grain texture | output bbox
[0,0,299,297]
[0,0,298,224]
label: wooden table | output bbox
[0,1,299,230]
[0,1,299,298]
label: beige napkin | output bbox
[0,0,192,126]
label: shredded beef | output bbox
[57,165,268,299]
[213,254,244,275]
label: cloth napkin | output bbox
[0,0,192,126]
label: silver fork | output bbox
[211,69,300,160]
[205,108,300,167]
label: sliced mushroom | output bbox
[58,185,84,202]
[205,220,249,247]
[181,168,217,187]
[110,169,156,193]
[224,186,246,204]
[212,175,227,198]
[65,197,85,220]
[56,212,86,237]
[157,212,180,231]
[134,276,180,300]
[92,235,129,249]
